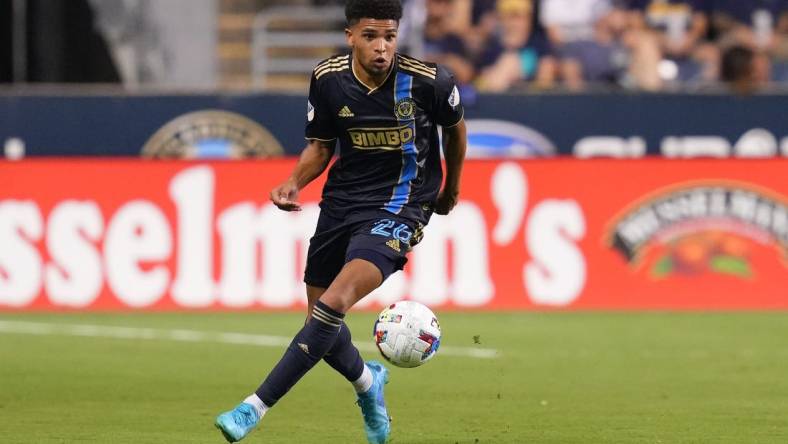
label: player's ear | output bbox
[345,28,353,48]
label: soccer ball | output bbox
[373,301,441,368]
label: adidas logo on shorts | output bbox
[386,239,401,252]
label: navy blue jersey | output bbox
[305,53,464,224]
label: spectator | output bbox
[444,0,475,35]
[711,0,788,62]
[539,0,624,89]
[464,0,499,59]
[422,0,476,84]
[476,0,557,91]
[626,0,719,83]
[721,45,771,94]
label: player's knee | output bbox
[320,259,384,312]
[318,290,355,314]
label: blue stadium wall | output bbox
[1,93,786,158]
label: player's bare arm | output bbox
[435,119,467,215]
[270,139,334,212]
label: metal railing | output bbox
[251,6,347,89]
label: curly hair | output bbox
[345,0,403,25]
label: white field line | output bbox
[0,320,499,359]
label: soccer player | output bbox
[214,0,466,442]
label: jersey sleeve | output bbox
[305,72,337,141]
[432,66,464,128]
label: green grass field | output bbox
[1,312,787,443]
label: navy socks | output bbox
[255,301,345,407]
[324,322,365,382]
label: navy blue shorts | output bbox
[303,209,425,288]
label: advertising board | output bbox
[2,159,787,310]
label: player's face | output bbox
[346,19,399,77]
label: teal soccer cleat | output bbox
[356,361,391,444]
[215,403,260,443]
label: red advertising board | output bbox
[2,159,787,310]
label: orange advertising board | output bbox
[2,158,787,310]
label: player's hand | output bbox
[434,188,459,215]
[270,179,302,211]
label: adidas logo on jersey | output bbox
[338,106,354,117]
[386,239,401,252]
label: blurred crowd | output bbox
[4,0,787,93]
[414,0,788,93]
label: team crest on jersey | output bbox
[395,98,416,120]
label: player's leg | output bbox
[316,261,391,444]
[307,268,386,444]
[339,215,419,444]
[316,259,381,311]
[308,284,374,395]
[215,212,411,444]
[297,212,381,395]
[305,285,325,320]
[253,259,382,405]
[215,213,349,443]
[214,265,379,443]
[248,214,373,404]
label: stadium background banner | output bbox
[2,159,788,311]
[2,94,788,158]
